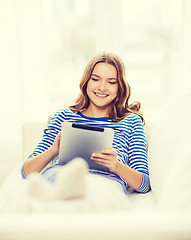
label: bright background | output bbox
[0,0,191,172]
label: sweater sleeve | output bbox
[21,110,65,179]
[128,115,151,193]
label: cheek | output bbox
[86,81,95,98]
[87,81,94,92]
[111,85,118,97]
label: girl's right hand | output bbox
[51,132,61,156]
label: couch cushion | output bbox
[158,123,191,211]
[148,89,191,204]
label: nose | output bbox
[98,81,107,91]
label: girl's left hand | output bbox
[91,148,118,172]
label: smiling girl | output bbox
[21,52,150,200]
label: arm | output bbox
[23,133,61,176]
[91,148,143,189]
[21,110,64,178]
[91,115,150,193]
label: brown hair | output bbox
[69,52,144,123]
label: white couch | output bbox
[0,89,191,240]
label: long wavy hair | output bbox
[69,52,144,123]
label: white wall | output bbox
[0,1,23,168]
[0,1,47,172]
[182,0,191,88]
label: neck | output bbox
[82,106,110,118]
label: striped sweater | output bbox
[21,109,150,194]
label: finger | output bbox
[100,148,117,155]
[93,159,113,170]
[91,156,114,168]
[92,158,110,167]
[92,148,112,155]
[92,149,112,156]
[91,153,110,161]
[92,158,106,164]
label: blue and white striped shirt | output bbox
[21,109,150,194]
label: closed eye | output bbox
[108,81,118,84]
[91,78,99,81]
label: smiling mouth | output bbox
[94,92,108,98]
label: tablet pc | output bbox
[58,122,114,172]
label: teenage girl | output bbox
[21,52,150,200]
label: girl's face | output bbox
[86,62,118,114]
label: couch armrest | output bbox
[22,123,47,162]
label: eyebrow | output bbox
[91,74,117,81]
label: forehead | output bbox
[92,62,117,78]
